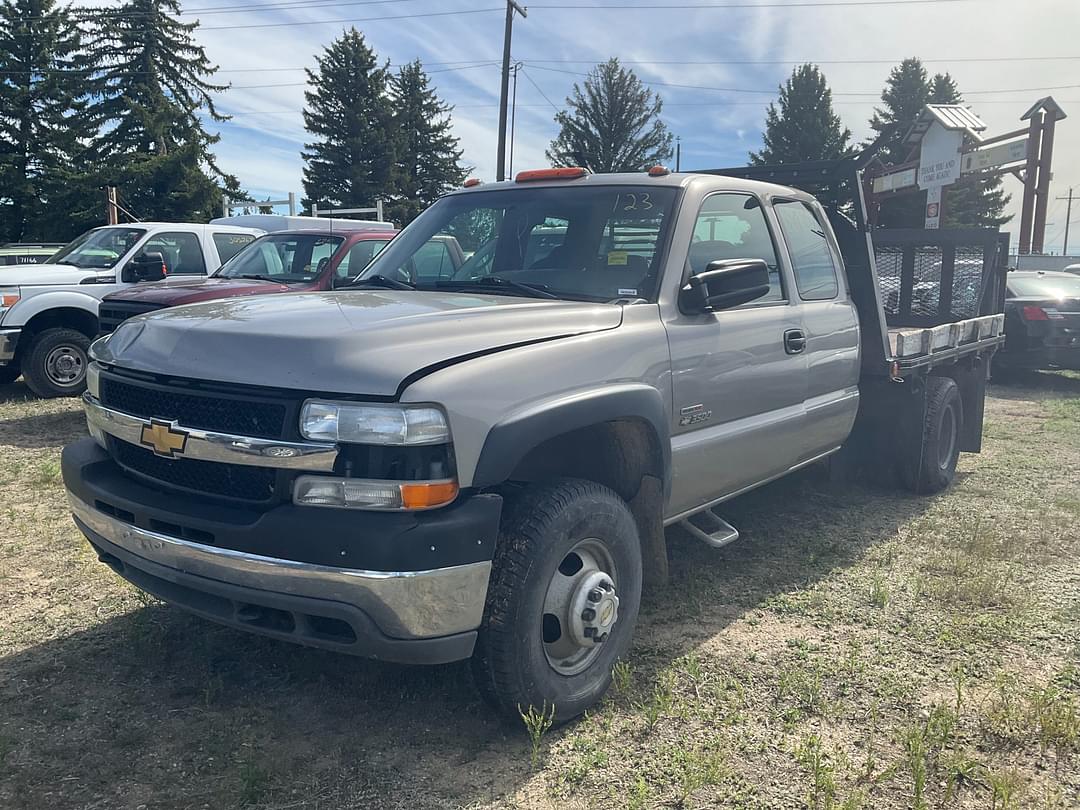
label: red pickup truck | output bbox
[98,230,466,333]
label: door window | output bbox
[135,231,206,275]
[412,240,455,281]
[774,201,840,301]
[335,239,390,282]
[213,232,256,264]
[689,194,784,302]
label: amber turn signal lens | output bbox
[400,480,459,510]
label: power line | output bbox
[524,63,1080,96]
[529,0,976,7]
[519,67,561,111]
[182,0,419,15]
[199,6,502,31]
[228,61,500,88]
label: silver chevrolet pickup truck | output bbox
[61,160,1007,723]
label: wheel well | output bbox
[20,308,99,346]
[506,419,663,502]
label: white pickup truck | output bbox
[0,222,262,397]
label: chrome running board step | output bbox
[680,509,740,548]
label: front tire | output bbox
[899,376,963,494]
[472,479,643,725]
[22,328,91,398]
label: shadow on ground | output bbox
[0,408,86,449]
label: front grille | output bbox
[113,439,277,503]
[101,376,288,440]
[98,301,165,334]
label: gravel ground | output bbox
[0,371,1077,810]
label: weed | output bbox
[672,745,726,807]
[987,767,1023,810]
[925,703,959,752]
[238,762,271,806]
[941,750,985,803]
[519,702,556,769]
[612,660,634,697]
[795,734,836,810]
[36,459,61,485]
[900,722,928,810]
[626,775,650,810]
[638,670,676,731]
[777,661,826,718]
[869,574,890,609]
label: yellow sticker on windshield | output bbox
[607,251,629,266]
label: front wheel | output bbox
[472,479,643,725]
[22,328,91,398]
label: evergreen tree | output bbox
[84,0,237,222]
[869,57,929,165]
[302,28,398,214]
[0,0,90,241]
[388,60,466,225]
[749,64,852,165]
[870,59,1009,228]
[547,58,673,173]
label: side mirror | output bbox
[122,252,167,283]
[681,258,771,313]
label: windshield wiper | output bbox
[443,277,558,300]
[347,274,416,291]
[236,274,279,282]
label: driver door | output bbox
[664,193,808,517]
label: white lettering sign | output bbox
[872,167,917,194]
[918,124,963,190]
[961,138,1028,174]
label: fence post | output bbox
[288,192,297,216]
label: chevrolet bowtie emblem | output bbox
[140,419,189,458]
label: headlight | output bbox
[300,400,450,445]
[86,362,101,399]
[0,286,20,315]
[293,476,458,511]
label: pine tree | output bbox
[749,64,852,165]
[388,60,466,226]
[870,60,1009,228]
[547,58,673,173]
[0,0,90,241]
[302,28,398,215]
[84,0,237,222]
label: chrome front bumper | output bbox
[68,493,491,641]
[0,328,19,363]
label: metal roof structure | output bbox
[902,104,988,147]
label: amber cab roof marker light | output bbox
[463,178,482,188]
[648,165,671,177]
[515,167,590,183]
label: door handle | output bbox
[784,329,806,354]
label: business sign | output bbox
[918,124,964,190]
[961,137,1028,174]
[872,167,917,194]
[925,186,942,229]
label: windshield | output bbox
[1008,275,1080,299]
[358,185,679,302]
[215,233,345,282]
[51,227,146,269]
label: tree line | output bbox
[0,1,467,242]
[1,0,1006,243]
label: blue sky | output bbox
[102,0,1080,252]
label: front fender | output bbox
[471,383,671,494]
[2,289,103,329]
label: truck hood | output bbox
[105,276,293,304]
[0,263,109,285]
[95,290,623,396]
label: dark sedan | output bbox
[997,271,1080,371]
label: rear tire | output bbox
[472,479,643,726]
[0,363,20,385]
[899,376,963,494]
[22,328,91,398]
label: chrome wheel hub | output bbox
[542,539,619,676]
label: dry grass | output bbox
[1,371,1078,809]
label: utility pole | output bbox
[509,62,522,177]
[496,0,527,182]
[1057,188,1074,255]
[675,136,681,172]
[104,186,119,225]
